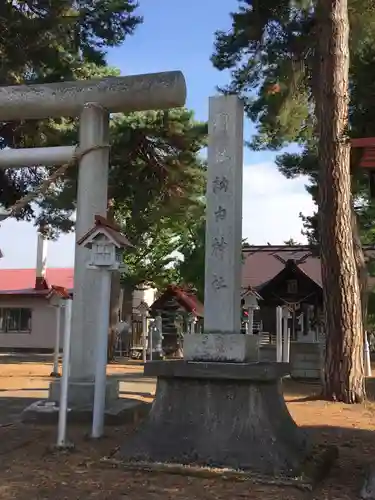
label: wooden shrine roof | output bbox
[150,285,204,317]
[242,245,375,291]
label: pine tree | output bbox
[0,2,209,358]
[211,0,375,402]
[0,0,142,214]
[315,0,364,402]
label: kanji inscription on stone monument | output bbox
[212,112,229,133]
[212,275,227,290]
[212,175,229,193]
[214,206,227,221]
[204,96,244,335]
[211,236,227,259]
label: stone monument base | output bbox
[49,378,119,407]
[22,398,150,426]
[120,360,312,478]
[21,377,144,425]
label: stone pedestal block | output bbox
[183,333,259,362]
[49,378,119,408]
[120,361,310,477]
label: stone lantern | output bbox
[79,216,132,272]
[242,288,261,335]
[77,214,133,438]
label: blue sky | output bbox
[106,0,281,165]
[0,0,315,269]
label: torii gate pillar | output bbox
[69,103,110,385]
[0,72,186,408]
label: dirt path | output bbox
[0,356,374,499]
[0,356,154,424]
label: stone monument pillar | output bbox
[184,96,258,361]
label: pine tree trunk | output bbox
[316,0,365,403]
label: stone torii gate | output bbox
[0,71,186,408]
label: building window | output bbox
[287,279,298,294]
[0,308,32,333]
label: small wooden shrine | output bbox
[149,285,204,357]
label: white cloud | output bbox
[0,218,75,269]
[242,162,316,244]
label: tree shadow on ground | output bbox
[301,424,375,498]
[0,397,37,426]
[0,421,373,499]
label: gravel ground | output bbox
[0,356,374,499]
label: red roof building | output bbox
[0,268,74,295]
[150,285,204,318]
[0,267,74,352]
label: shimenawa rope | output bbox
[2,144,110,219]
